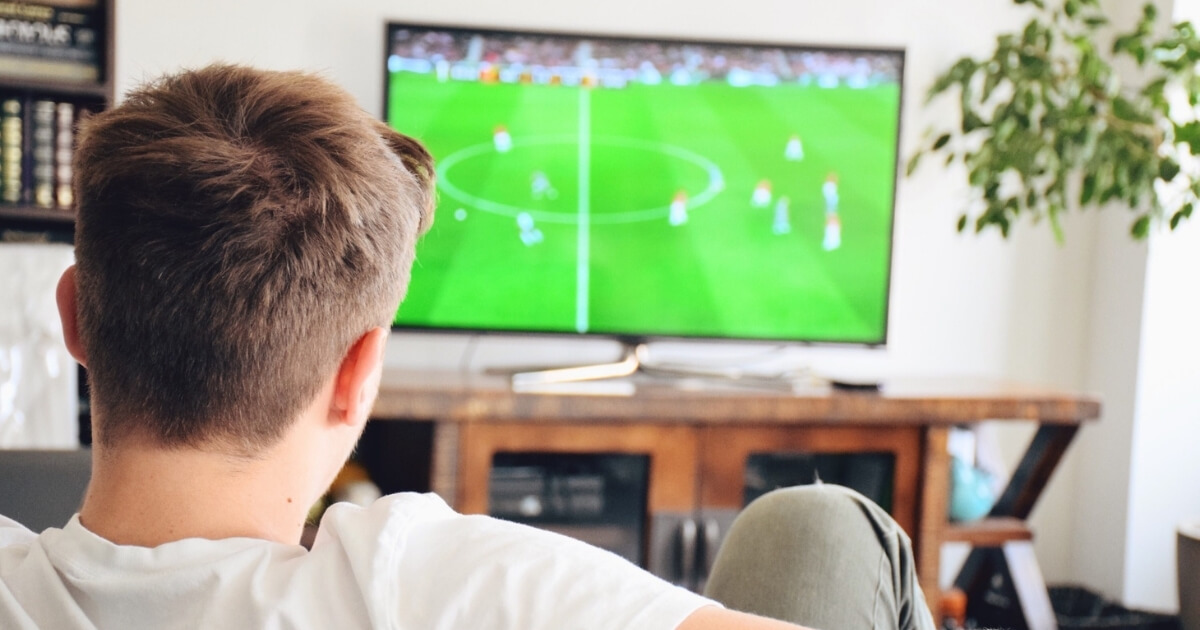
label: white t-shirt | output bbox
[0,493,713,629]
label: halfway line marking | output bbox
[576,88,591,334]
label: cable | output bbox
[458,334,481,374]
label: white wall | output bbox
[1072,209,1149,600]
[1123,217,1200,609]
[1058,0,1200,612]
[116,1,1100,369]
[112,0,1125,592]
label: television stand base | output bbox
[511,343,648,388]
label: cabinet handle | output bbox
[677,517,698,587]
[702,517,721,577]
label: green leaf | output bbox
[1023,19,1040,45]
[957,214,968,232]
[1084,15,1108,27]
[1065,0,1080,18]
[1050,207,1065,243]
[1131,214,1151,239]
[1112,97,1150,123]
[1170,203,1193,229]
[1176,121,1200,154]
[1142,77,1169,111]
[928,58,980,102]
[1081,173,1098,205]
[984,71,1002,102]
[933,134,951,150]
[1113,34,1135,56]
[963,112,986,133]
[969,165,986,186]
[1159,158,1181,182]
[1019,53,1048,77]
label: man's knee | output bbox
[733,484,883,540]
[707,484,933,630]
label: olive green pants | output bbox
[704,484,938,630]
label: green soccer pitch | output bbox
[387,72,899,344]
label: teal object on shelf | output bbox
[949,456,996,522]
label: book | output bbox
[32,99,54,207]
[1,98,22,204]
[55,101,72,208]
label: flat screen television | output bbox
[384,23,903,346]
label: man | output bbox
[784,134,804,161]
[516,210,544,246]
[822,172,841,251]
[493,123,513,152]
[0,65,933,629]
[669,189,689,226]
[751,179,772,208]
[773,195,792,235]
[530,170,557,201]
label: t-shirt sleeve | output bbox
[319,493,716,630]
[0,515,35,547]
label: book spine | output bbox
[55,101,72,208]
[1,97,22,204]
[32,99,54,208]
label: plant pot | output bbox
[1180,520,1200,630]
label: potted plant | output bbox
[910,0,1200,620]
[908,0,1200,240]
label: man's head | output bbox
[66,64,434,454]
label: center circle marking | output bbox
[435,134,725,225]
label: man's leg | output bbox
[703,484,937,630]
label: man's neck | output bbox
[79,434,321,547]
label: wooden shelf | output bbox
[0,75,110,100]
[944,517,1032,546]
[0,205,75,225]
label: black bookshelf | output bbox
[0,0,114,242]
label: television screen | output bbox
[385,24,902,345]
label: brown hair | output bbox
[72,64,434,453]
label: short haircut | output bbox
[72,64,434,453]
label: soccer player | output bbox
[823,172,841,251]
[517,211,544,246]
[493,124,512,153]
[784,134,804,161]
[824,214,842,251]
[669,189,689,226]
[751,179,772,208]
[0,65,935,630]
[531,170,557,200]
[772,195,792,235]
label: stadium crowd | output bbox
[388,27,901,88]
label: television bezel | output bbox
[383,20,905,349]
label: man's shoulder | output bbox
[310,492,461,559]
[312,491,651,582]
[315,493,712,629]
[315,492,452,536]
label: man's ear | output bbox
[56,265,87,367]
[330,327,389,428]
